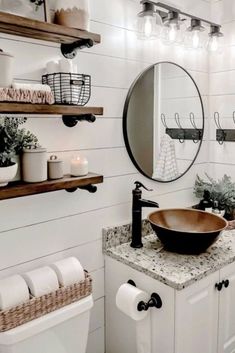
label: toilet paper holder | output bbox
[127,280,163,312]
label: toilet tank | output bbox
[0,295,93,353]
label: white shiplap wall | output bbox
[0,0,210,352]
[209,0,235,181]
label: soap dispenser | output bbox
[198,190,213,212]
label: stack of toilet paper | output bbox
[0,257,85,311]
[46,59,78,74]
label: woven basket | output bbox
[0,272,92,332]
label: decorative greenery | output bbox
[30,0,44,11]
[194,174,235,215]
[0,117,39,167]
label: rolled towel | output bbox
[50,257,85,287]
[59,59,73,73]
[0,275,30,310]
[12,82,52,93]
[23,266,59,297]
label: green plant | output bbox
[0,117,39,167]
[194,174,235,213]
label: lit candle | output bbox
[71,156,88,177]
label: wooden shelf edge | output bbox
[0,173,104,201]
[0,12,101,44]
[0,103,104,116]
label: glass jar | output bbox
[54,0,90,31]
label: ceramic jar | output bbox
[48,155,64,180]
[22,148,47,183]
[0,49,14,87]
[54,0,90,31]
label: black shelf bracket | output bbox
[61,38,94,59]
[66,184,98,193]
[62,114,96,127]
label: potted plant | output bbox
[0,117,39,186]
[194,174,235,220]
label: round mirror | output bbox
[123,62,204,183]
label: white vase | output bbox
[0,163,18,187]
[0,49,14,88]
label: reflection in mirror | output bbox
[123,62,204,183]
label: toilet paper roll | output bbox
[116,283,149,321]
[50,257,85,287]
[46,60,59,74]
[0,275,30,310]
[136,316,151,353]
[59,59,73,73]
[23,267,59,297]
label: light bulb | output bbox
[169,24,177,42]
[208,36,219,52]
[144,16,153,38]
[192,31,200,48]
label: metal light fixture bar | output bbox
[140,0,221,28]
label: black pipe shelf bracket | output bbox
[214,111,235,145]
[161,113,203,143]
[66,184,98,193]
[61,38,94,59]
[62,114,96,127]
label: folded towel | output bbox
[153,134,179,181]
[0,87,55,105]
[12,82,52,93]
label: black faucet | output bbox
[131,181,159,249]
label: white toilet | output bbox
[0,295,93,353]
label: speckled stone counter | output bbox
[103,222,235,290]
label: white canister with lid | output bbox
[54,0,90,31]
[0,49,14,87]
[48,155,64,180]
[22,148,47,183]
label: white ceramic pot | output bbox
[22,148,47,183]
[48,155,64,180]
[12,155,21,182]
[0,163,18,187]
[0,49,14,87]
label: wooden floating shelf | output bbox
[0,12,101,45]
[0,103,103,116]
[0,173,104,201]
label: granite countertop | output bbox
[103,221,235,290]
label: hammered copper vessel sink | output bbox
[148,209,228,254]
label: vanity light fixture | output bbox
[162,11,182,44]
[207,25,224,52]
[136,0,224,52]
[137,1,162,39]
[187,19,205,49]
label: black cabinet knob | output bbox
[223,279,230,288]
[215,282,223,291]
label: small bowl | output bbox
[148,208,228,255]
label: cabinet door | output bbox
[218,262,235,353]
[175,272,220,353]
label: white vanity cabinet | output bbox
[105,257,235,353]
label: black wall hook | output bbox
[62,114,96,127]
[61,38,94,59]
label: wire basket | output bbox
[42,73,91,106]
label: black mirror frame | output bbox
[123,61,205,183]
